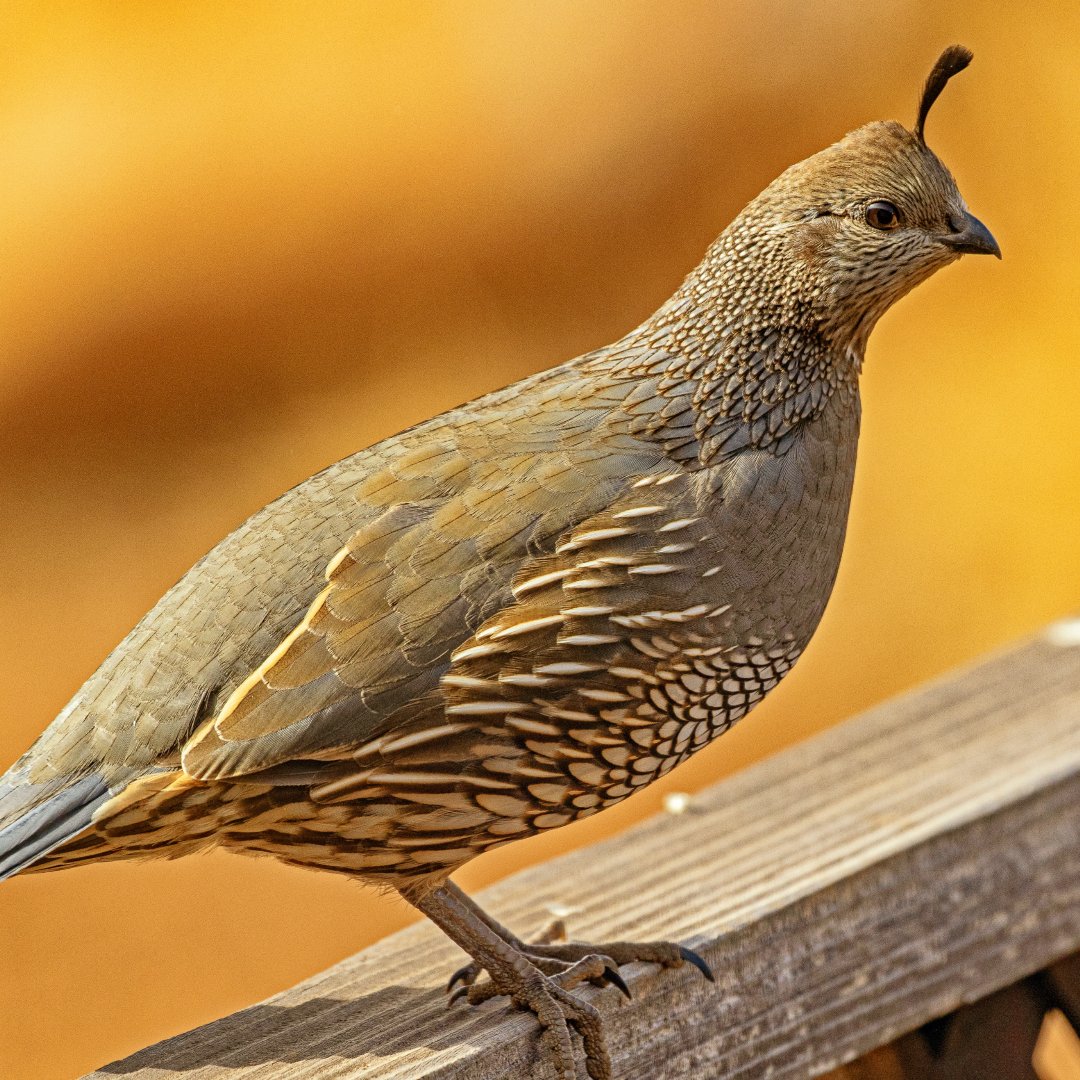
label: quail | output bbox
[0,46,999,1079]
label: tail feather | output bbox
[0,764,111,881]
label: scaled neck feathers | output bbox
[590,221,863,466]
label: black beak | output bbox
[942,211,1001,258]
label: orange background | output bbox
[1,4,1078,1078]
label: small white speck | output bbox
[546,902,576,919]
[664,791,692,815]
[1046,617,1080,647]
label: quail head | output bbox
[0,45,998,1080]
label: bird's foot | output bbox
[412,882,715,1080]
[533,938,714,983]
[413,885,616,1078]
[445,914,570,999]
[448,945,633,1006]
[466,955,620,1079]
[447,934,712,1005]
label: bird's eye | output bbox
[865,201,902,231]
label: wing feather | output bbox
[303,469,793,819]
[182,426,668,781]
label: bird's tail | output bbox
[0,759,111,881]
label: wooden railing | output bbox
[88,622,1080,1079]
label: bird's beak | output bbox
[942,211,1001,259]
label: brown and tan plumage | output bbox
[0,46,999,1079]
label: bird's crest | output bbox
[915,45,974,144]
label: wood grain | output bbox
[88,624,1080,1079]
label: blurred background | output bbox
[1,3,1077,1077]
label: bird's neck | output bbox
[607,231,863,464]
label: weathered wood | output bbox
[90,624,1080,1079]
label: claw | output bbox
[446,963,474,993]
[679,945,715,983]
[602,966,632,1000]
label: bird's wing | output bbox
[180,401,673,782]
[181,440,800,803]
[285,464,799,824]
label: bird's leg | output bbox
[409,882,618,1080]
[444,883,609,994]
[445,882,568,970]
[442,880,713,1004]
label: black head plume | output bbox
[915,45,973,144]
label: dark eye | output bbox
[865,201,902,231]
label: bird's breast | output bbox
[695,387,861,652]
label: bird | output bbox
[0,45,998,1080]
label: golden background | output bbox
[1,3,1078,1078]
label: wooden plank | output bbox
[90,624,1080,1079]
